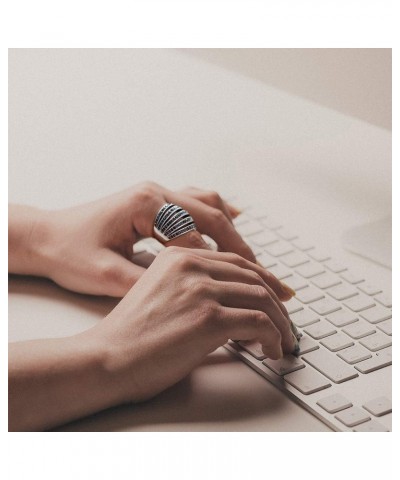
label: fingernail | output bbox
[290,320,302,341]
[277,344,284,359]
[291,332,300,355]
[230,206,242,217]
[281,281,296,298]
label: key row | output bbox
[317,393,391,430]
[238,339,392,377]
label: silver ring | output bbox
[153,203,197,242]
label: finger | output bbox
[213,281,295,353]
[178,187,234,222]
[98,250,145,297]
[126,185,211,252]
[202,257,291,323]
[218,307,283,359]
[179,248,294,301]
[226,202,242,219]
[166,229,210,250]
[167,192,256,263]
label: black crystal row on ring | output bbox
[154,203,197,241]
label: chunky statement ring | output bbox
[153,203,197,242]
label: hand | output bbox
[90,247,297,404]
[15,182,289,298]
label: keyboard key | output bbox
[236,221,263,237]
[233,215,250,227]
[327,283,358,301]
[373,292,392,308]
[277,228,298,241]
[335,407,370,427]
[342,320,376,339]
[284,367,331,395]
[296,336,319,355]
[317,393,352,413]
[326,309,358,328]
[311,272,341,289]
[355,347,392,374]
[295,262,325,279]
[280,251,310,268]
[353,420,389,432]
[337,345,372,364]
[291,238,314,251]
[359,333,392,352]
[360,305,391,324]
[250,230,279,247]
[302,349,359,383]
[284,297,304,314]
[377,319,392,336]
[324,259,347,273]
[265,241,294,257]
[308,249,331,262]
[304,321,336,340]
[261,218,282,230]
[267,264,292,280]
[253,247,265,258]
[340,271,365,284]
[263,355,305,376]
[296,286,325,304]
[283,274,309,291]
[246,206,268,220]
[257,252,277,268]
[238,341,266,360]
[362,397,392,417]
[343,294,375,312]
[320,333,354,352]
[309,297,341,315]
[290,309,320,328]
[358,283,382,296]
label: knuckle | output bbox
[225,252,245,266]
[252,284,270,301]
[173,250,197,270]
[195,278,212,296]
[207,190,222,205]
[248,269,264,285]
[138,180,160,192]
[199,301,219,328]
[133,182,160,204]
[251,310,269,329]
[210,208,226,225]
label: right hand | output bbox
[90,247,297,404]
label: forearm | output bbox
[8,331,122,431]
[8,204,52,277]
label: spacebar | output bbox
[302,349,359,384]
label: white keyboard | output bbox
[135,206,392,432]
[225,206,392,432]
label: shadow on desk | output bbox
[54,350,287,432]
[8,275,118,317]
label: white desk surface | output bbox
[8,49,391,431]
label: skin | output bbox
[8,183,297,431]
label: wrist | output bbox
[8,205,56,277]
[71,329,128,410]
[87,317,148,405]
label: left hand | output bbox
[25,182,264,297]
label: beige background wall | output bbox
[184,49,391,130]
